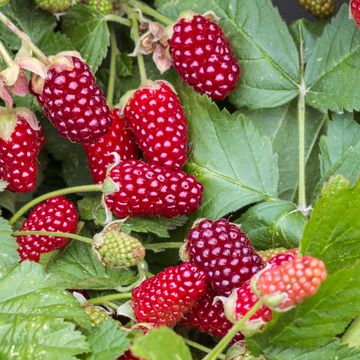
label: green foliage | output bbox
[0,217,19,269]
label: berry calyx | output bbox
[104,160,203,218]
[88,0,112,14]
[184,219,264,293]
[169,14,240,100]
[35,0,73,13]
[84,305,111,327]
[93,221,145,268]
[351,0,360,26]
[132,262,207,327]
[252,256,327,311]
[84,109,138,183]
[298,0,335,19]
[123,80,188,171]
[16,196,79,262]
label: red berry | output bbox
[34,56,112,143]
[132,262,207,327]
[351,0,360,26]
[254,256,327,311]
[105,160,203,218]
[0,116,44,193]
[268,248,298,267]
[185,219,264,293]
[169,15,240,100]
[124,81,188,170]
[117,351,139,360]
[181,287,243,341]
[16,196,79,262]
[84,109,138,183]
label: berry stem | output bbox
[129,0,173,26]
[144,242,183,251]
[13,230,93,244]
[341,317,360,349]
[0,38,14,66]
[183,338,225,360]
[9,184,103,225]
[297,27,307,211]
[202,300,263,360]
[125,5,147,83]
[107,27,118,107]
[87,292,132,305]
[0,11,49,65]
[104,14,131,27]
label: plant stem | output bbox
[297,28,306,212]
[107,27,118,107]
[145,242,183,251]
[125,5,147,83]
[0,12,49,65]
[341,317,360,349]
[183,338,225,360]
[104,14,131,27]
[9,184,103,225]
[129,0,173,26]
[0,38,13,66]
[202,301,263,360]
[87,292,132,305]
[13,231,93,244]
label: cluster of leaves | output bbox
[0,0,360,358]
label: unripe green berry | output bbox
[257,248,287,264]
[84,305,111,327]
[88,0,112,14]
[298,0,335,19]
[35,0,73,13]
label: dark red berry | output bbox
[132,262,207,327]
[34,56,112,143]
[84,109,138,183]
[181,287,243,342]
[124,81,188,170]
[169,15,240,100]
[185,219,264,293]
[16,196,79,261]
[351,0,360,26]
[117,351,139,360]
[0,116,44,193]
[105,160,203,218]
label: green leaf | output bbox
[46,241,136,290]
[260,341,360,360]
[62,4,110,72]
[178,86,278,219]
[0,315,89,360]
[156,0,299,109]
[0,217,19,269]
[301,176,360,274]
[241,101,327,201]
[86,322,130,360]
[248,261,360,349]
[0,261,90,328]
[305,5,360,112]
[131,327,192,360]
[235,200,306,250]
[117,53,133,77]
[38,31,74,56]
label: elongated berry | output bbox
[169,14,240,100]
[351,0,360,26]
[105,160,203,218]
[184,219,264,293]
[132,262,207,326]
[84,109,138,183]
[16,196,79,262]
[33,56,112,144]
[124,81,188,170]
[253,256,327,311]
[0,116,44,193]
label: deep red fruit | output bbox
[169,15,240,100]
[351,0,360,26]
[105,160,203,218]
[117,351,139,360]
[132,262,207,327]
[268,248,298,267]
[185,219,264,293]
[35,56,112,143]
[84,109,138,183]
[254,256,327,311]
[0,117,44,193]
[124,81,188,170]
[181,287,243,342]
[16,196,79,261]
